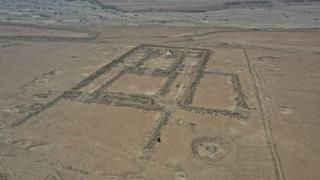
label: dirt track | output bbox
[0,24,320,180]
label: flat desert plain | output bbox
[0,1,320,179]
[0,24,319,180]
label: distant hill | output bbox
[90,0,275,12]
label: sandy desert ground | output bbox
[1,0,320,28]
[0,0,320,180]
